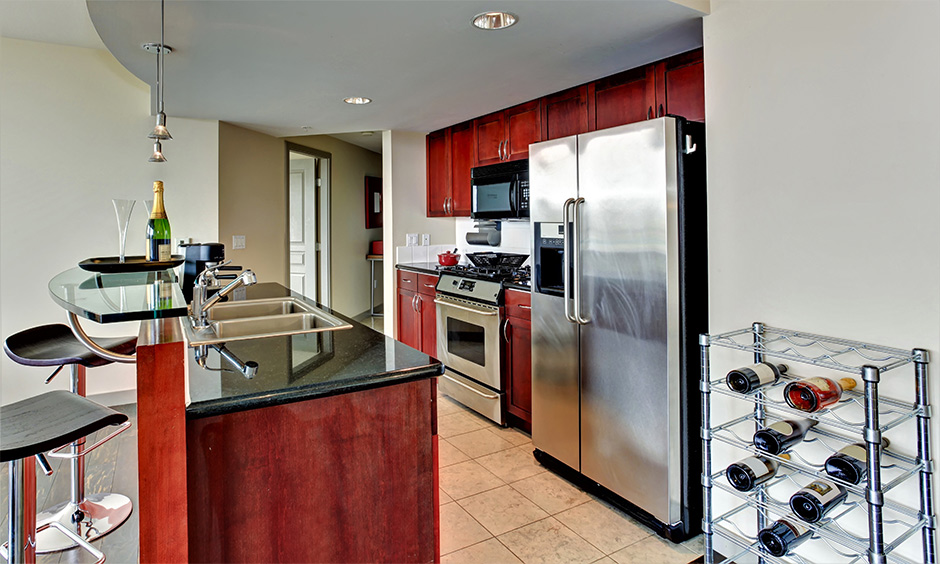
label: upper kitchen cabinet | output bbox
[449,122,473,216]
[542,85,590,141]
[426,128,449,217]
[426,122,473,217]
[589,65,657,131]
[653,48,705,122]
[474,100,542,165]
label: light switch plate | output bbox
[232,235,246,250]
[406,233,419,247]
[421,234,430,246]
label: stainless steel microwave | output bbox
[470,160,529,220]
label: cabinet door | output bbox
[589,65,656,131]
[397,288,420,349]
[474,112,505,166]
[505,316,532,429]
[505,100,541,161]
[426,129,449,217]
[542,86,589,141]
[417,293,437,358]
[654,49,704,122]
[449,121,474,216]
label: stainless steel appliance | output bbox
[470,160,530,220]
[530,117,707,542]
[435,257,530,424]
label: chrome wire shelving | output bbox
[701,323,936,564]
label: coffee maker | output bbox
[180,243,225,303]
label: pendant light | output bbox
[144,0,172,161]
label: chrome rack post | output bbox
[862,365,886,564]
[752,322,766,564]
[700,333,713,564]
[914,349,937,564]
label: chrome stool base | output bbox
[35,493,133,553]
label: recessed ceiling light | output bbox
[361,131,374,137]
[344,97,372,105]
[472,11,518,30]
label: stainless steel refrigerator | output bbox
[529,116,706,542]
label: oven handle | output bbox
[442,373,500,399]
[433,298,499,316]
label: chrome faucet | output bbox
[192,261,257,327]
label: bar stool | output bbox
[2,390,129,563]
[3,324,137,553]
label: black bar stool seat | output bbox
[3,324,136,368]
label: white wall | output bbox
[0,38,219,405]
[382,131,456,336]
[703,2,939,560]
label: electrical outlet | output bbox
[421,234,430,246]
[232,235,246,250]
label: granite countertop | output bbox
[396,262,531,292]
[186,283,442,419]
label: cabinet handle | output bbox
[412,294,419,312]
[518,304,532,310]
[447,197,453,215]
[401,278,413,283]
[659,104,664,117]
[502,319,510,342]
[648,106,653,120]
[423,283,436,288]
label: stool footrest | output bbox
[1,521,106,563]
[46,421,131,460]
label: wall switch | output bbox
[406,233,419,247]
[421,234,430,246]
[232,235,246,250]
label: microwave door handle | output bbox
[509,175,517,215]
[562,198,576,323]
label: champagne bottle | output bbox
[784,377,857,412]
[824,438,890,485]
[725,453,790,492]
[758,516,811,556]
[725,362,789,394]
[789,478,848,523]
[146,180,172,262]
[753,419,817,455]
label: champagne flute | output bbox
[112,199,136,263]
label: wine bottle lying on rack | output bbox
[725,453,790,492]
[758,515,812,557]
[825,438,890,485]
[753,419,817,455]
[725,362,788,394]
[784,376,857,412]
[789,478,848,523]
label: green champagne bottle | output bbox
[146,180,172,262]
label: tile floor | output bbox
[436,391,704,564]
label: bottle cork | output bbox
[838,378,857,391]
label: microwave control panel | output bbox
[519,179,529,212]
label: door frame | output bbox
[286,142,331,306]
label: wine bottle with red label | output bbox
[784,376,857,412]
[825,438,890,485]
[789,478,848,522]
[753,419,817,455]
[725,362,788,394]
[725,453,790,492]
[758,516,811,557]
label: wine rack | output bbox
[701,323,936,564]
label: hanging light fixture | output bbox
[143,0,172,160]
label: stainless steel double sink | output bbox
[183,297,353,346]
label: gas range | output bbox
[434,265,530,306]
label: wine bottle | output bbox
[753,419,817,455]
[789,478,848,523]
[725,453,790,492]
[725,362,789,393]
[784,376,857,412]
[824,438,890,485]
[758,516,811,557]
[146,180,172,262]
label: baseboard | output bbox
[88,389,137,407]
[352,306,384,322]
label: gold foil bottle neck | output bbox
[153,180,164,193]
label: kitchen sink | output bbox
[183,297,353,346]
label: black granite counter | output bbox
[396,262,531,292]
[186,283,442,419]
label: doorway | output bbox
[287,144,331,306]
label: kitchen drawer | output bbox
[417,273,439,296]
[505,289,532,320]
[397,270,418,293]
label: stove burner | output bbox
[436,264,530,285]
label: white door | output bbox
[289,153,317,298]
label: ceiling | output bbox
[3,1,707,154]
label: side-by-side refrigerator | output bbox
[529,116,707,541]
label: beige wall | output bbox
[218,122,287,285]
[703,2,939,560]
[284,135,383,318]
[0,38,219,405]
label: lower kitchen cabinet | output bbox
[503,289,532,432]
[397,269,439,357]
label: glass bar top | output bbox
[49,267,189,323]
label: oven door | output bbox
[434,294,502,391]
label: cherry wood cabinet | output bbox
[589,65,657,131]
[474,100,542,166]
[426,129,449,217]
[654,48,705,122]
[397,270,439,357]
[417,273,439,357]
[449,122,473,216]
[474,112,504,166]
[542,85,590,141]
[426,123,472,217]
[503,289,532,432]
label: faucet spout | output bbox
[195,269,257,326]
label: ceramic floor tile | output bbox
[439,411,489,439]
[476,444,545,483]
[554,500,651,555]
[438,395,467,416]
[498,517,604,564]
[681,534,704,555]
[441,488,454,504]
[488,425,533,446]
[439,459,506,500]
[440,438,471,467]
[440,502,493,555]
[510,471,591,515]
[441,538,524,564]
[449,428,517,459]
[458,485,550,536]
[608,535,696,564]
[592,558,618,564]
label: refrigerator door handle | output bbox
[572,197,589,325]
[562,197,577,323]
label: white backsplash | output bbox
[454,218,532,265]
[396,243,456,265]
